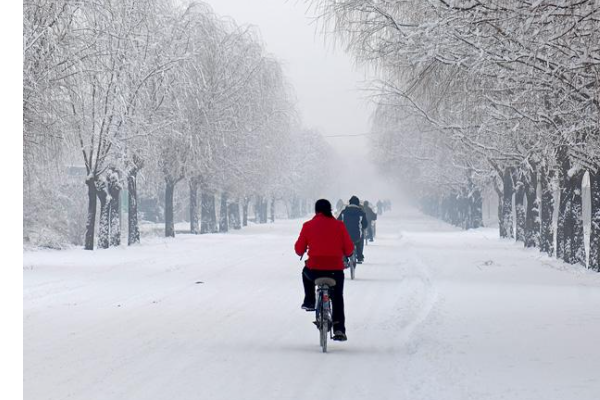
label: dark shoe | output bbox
[301,303,315,311]
[333,331,347,341]
[357,259,363,264]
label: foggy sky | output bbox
[199,0,398,202]
[200,0,371,152]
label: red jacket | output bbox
[294,214,355,270]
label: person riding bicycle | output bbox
[376,200,384,216]
[335,199,345,215]
[363,200,377,242]
[295,199,354,341]
[337,195,368,263]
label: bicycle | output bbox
[345,248,357,280]
[314,277,336,353]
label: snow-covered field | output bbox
[24,207,600,400]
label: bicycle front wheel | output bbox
[320,317,328,352]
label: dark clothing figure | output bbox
[363,201,377,241]
[302,267,346,333]
[338,197,368,241]
[336,199,345,214]
[338,196,368,261]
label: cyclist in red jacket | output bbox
[295,199,354,341]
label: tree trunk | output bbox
[572,170,585,265]
[459,195,465,228]
[493,181,503,237]
[445,195,454,225]
[127,169,140,245]
[219,192,229,232]
[472,189,483,228]
[556,157,585,265]
[556,185,567,261]
[462,192,470,229]
[556,148,570,261]
[270,198,276,223]
[439,196,445,222]
[524,170,540,248]
[242,197,249,227]
[97,186,110,249]
[189,178,199,234]
[255,196,261,223]
[165,180,176,238]
[256,196,268,224]
[210,193,218,232]
[229,201,241,230]
[497,191,504,237]
[201,189,217,233]
[539,166,554,255]
[561,176,575,264]
[108,182,121,247]
[263,198,269,223]
[455,194,462,227]
[515,181,526,242]
[500,168,515,238]
[84,178,97,250]
[590,171,600,272]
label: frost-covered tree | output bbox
[309,0,600,270]
[23,0,340,250]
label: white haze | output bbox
[198,0,393,202]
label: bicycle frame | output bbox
[315,279,335,352]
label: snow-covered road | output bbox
[24,208,600,400]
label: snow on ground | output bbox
[24,207,600,400]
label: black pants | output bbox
[302,267,346,333]
[355,238,364,261]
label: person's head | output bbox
[349,195,360,205]
[364,200,370,207]
[315,199,333,218]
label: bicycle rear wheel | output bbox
[320,317,328,352]
[350,253,356,280]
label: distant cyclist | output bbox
[335,199,345,215]
[363,200,377,242]
[295,199,354,341]
[338,195,368,263]
[376,200,384,216]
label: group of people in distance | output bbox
[294,196,390,343]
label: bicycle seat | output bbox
[314,277,336,287]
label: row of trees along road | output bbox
[24,0,335,250]
[309,0,600,271]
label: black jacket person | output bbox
[338,195,368,261]
[363,201,377,241]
